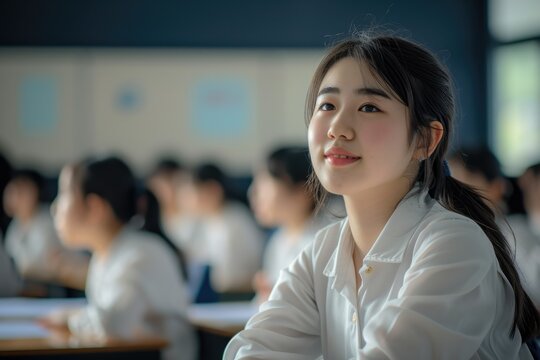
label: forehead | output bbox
[320,57,380,90]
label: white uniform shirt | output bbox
[68,228,196,360]
[263,223,318,285]
[191,202,263,293]
[5,206,62,277]
[225,188,532,359]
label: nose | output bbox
[327,110,354,140]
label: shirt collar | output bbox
[324,185,435,280]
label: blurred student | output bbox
[450,148,540,312]
[3,169,65,280]
[186,163,263,294]
[3,169,88,290]
[249,146,320,302]
[147,158,198,254]
[515,162,540,310]
[43,156,196,360]
[448,146,508,215]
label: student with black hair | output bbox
[185,162,263,294]
[514,162,540,312]
[249,146,323,302]
[3,169,67,280]
[147,157,198,252]
[225,33,539,359]
[42,156,196,360]
[448,146,508,214]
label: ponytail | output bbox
[420,158,540,341]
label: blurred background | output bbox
[0,0,537,177]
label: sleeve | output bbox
[359,218,499,360]
[224,240,322,360]
[67,254,149,340]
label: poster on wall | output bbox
[18,75,59,135]
[191,78,253,138]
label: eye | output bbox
[359,104,380,113]
[318,103,335,111]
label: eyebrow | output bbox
[317,86,391,99]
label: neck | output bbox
[91,222,124,259]
[345,178,413,256]
[18,207,39,225]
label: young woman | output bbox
[249,146,321,302]
[225,34,540,359]
[43,156,196,360]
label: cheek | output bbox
[308,117,328,149]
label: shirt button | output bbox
[365,265,373,274]
[352,312,357,323]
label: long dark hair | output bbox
[138,188,189,281]
[305,33,540,341]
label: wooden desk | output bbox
[0,298,167,359]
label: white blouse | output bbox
[193,202,264,293]
[68,228,196,360]
[225,188,532,359]
[263,224,318,285]
[5,206,62,277]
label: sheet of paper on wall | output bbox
[116,85,143,111]
[18,76,59,135]
[191,78,253,138]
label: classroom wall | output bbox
[0,0,488,174]
[0,49,322,174]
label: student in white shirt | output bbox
[42,156,196,360]
[450,147,540,312]
[147,158,199,253]
[4,169,89,290]
[185,163,263,294]
[225,34,540,359]
[516,162,540,311]
[250,146,321,302]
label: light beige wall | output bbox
[0,48,323,175]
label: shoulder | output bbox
[304,219,345,264]
[115,229,176,266]
[413,203,495,262]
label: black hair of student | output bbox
[73,156,137,224]
[11,169,46,203]
[138,188,188,281]
[267,146,312,186]
[449,146,504,182]
[305,32,540,341]
[192,162,232,197]
[149,157,185,178]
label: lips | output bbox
[324,147,360,166]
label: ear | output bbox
[414,121,444,160]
